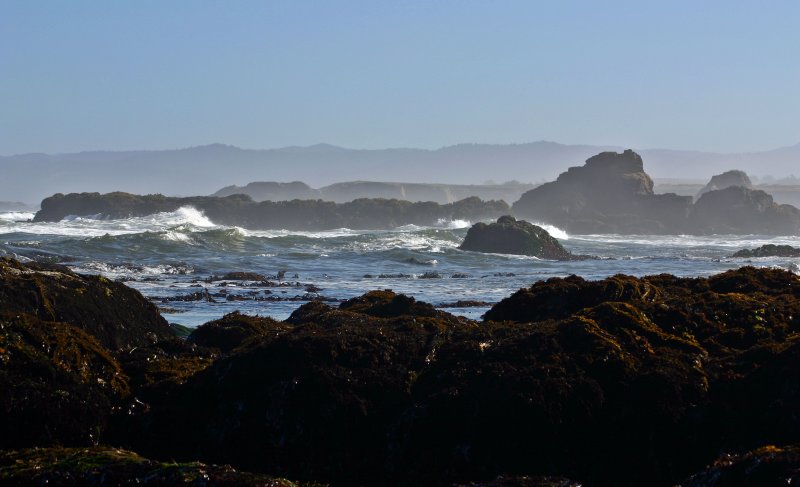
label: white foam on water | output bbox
[533,223,569,240]
[435,218,471,229]
[0,211,35,222]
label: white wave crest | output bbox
[0,211,35,222]
[534,223,569,240]
[435,218,471,229]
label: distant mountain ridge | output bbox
[2,141,799,205]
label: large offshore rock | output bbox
[689,186,800,234]
[696,169,752,200]
[0,257,174,350]
[459,216,574,259]
[511,150,692,234]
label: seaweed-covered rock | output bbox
[0,446,310,486]
[459,216,575,259]
[731,244,800,258]
[696,170,752,200]
[680,444,800,487]
[0,313,128,449]
[0,257,174,350]
[188,311,291,353]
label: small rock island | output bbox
[459,215,577,260]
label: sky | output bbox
[1,1,799,155]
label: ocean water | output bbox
[2,207,799,327]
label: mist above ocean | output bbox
[2,206,799,327]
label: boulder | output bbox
[696,169,752,200]
[731,244,800,258]
[680,444,800,487]
[459,216,575,259]
[187,311,290,353]
[0,257,175,350]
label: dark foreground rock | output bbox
[732,244,800,258]
[680,444,800,486]
[3,256,800,486]
[0,446,310,486]
[0,257,175,350]
[33,192,509,230]
[459,216,582,260]
[512,150,800,235]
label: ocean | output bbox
[2,206,799,328]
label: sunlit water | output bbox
[2,207,799,327]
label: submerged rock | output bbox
[459,216,575,259]
[731,244,800,258]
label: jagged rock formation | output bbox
[732,244,800,258]
[696,169,752,200]
[512,150,800,235]
[459,215,575,260]
[32,193,509,230]
[3,256,800,486]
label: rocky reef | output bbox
[459,216,577,260]
[512,150,800,235]
[2,257,800,486]
[33,192,508,230]
[731,244,800,258]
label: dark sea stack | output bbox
[696,169,753,200]
[459,216,574,260]
[0,446,304,486]
[0,313,129,449]
[679,445,800,487]
[731,244,800,258]
[689,186,800,234]
[0,257,175,350]
[511,149,693,234]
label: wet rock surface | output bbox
[459,216,579,259]
[2,256,800,486]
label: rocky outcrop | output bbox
[459,216,575,259]
[689,186,800,234]
[512,150,800,235]
[512,150,692,234]
[3,255,800,486]
[0,257,174,350]
[731,244,800,258]
[696,169,752,200]
[33,192,509,230]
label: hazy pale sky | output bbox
[1,1,798,155]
